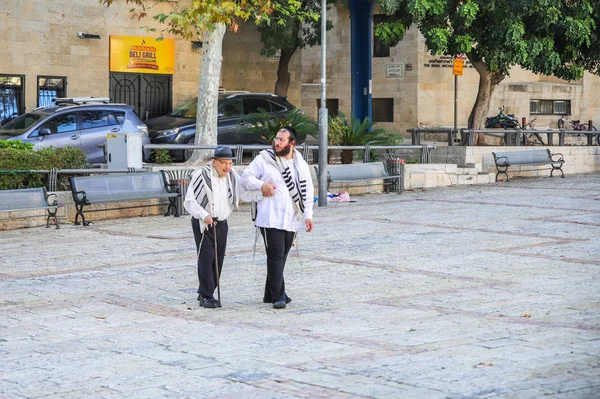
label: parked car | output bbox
[147,92,303,161]
[0,97,150,164]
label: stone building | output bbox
[1,0,599,136]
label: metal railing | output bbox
[144,143,436,165]
[409,127,600,146]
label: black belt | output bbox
[213,219,227,224]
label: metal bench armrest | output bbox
[46,192,58,206]
[551,152,565,162]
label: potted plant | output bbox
[329,112,387,164]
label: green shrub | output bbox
[151,149,172,164]
[0,141,88,190]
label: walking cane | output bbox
[212,221,222,308]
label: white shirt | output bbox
[241,150,314,232]
[184,167,263,231]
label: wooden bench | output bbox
[315,161,401,193]
[0,187,61,229]
[492,149,565,182]
[69,171,180,226]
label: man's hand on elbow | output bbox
[261,182,276,197]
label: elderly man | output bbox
[241,127,314,309]
[184,146,262,309]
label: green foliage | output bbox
[244,108,318,144]
[151,149,172,164]
[328,112,387,146]
[378,0,600,81]
[102,0,320,41]
[326,112,388,164]
[0,140,33,150]
[0,141,88,190]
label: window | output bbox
[243,98,271,114]
[530,99,571,115]
[316,99,339,117]
[33,113,78,136]
[0,74,25,124]
[372,98,394,122]
[82,110,122,129]
[269,101,287,112]
[38,76,67,107]
[373,15,391,58]
[218,99,243,118]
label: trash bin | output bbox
[385,158,405,193]
[165,169,194,216]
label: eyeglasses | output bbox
[274,137,288,142]
[214,159,233,166]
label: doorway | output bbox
[109,73,172,121]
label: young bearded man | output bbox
[241,127,314,309]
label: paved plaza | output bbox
[1,174,599,398]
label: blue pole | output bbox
[349,0,373,124]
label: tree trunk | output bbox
[274,20,300,97]
[466,54,505,145]
[274,46,297,97]
[186,23,226,165]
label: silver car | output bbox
[0,98,150,164]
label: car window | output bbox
[269,101,287,112]
[170,99,198,119]
[82,111,111,129]
[0,112,50,136]
[31,113,78,136]
[113,111,126,125]
[244,98,271,115]
[219,99,243,118]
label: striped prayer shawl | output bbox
[260,149,307,215]
[190,164,238,215]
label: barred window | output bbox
[530,99,571,115]
[372,98,394,122]
[38,76,67,107]
[0,75,25,124]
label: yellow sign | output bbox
[110,35,175,75]
[453,59,464,76]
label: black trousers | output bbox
[192,218,228,299]
[261,227,295,303]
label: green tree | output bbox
[376,0,600,141]
[102,0,318,163]
[257,0,336,97]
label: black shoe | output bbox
[200,297,218,309]
[273,301,286,309]
[264,295,292,304]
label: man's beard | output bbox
[273,142,292,157]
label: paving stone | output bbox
[1,173,599,398]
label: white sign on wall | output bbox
[386,63,404,77]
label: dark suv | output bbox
[147,92,301,161]
[0,98,150,164]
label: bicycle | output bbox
[557,115,599,145]
[520,118,545,145]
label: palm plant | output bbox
[329,112,387,164]
[245,108,317,145]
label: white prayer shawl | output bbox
[259,149,308,218]
[189,164,238,229]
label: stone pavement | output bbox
[1,174,599,399]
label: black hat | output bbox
[212,145,235,159]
